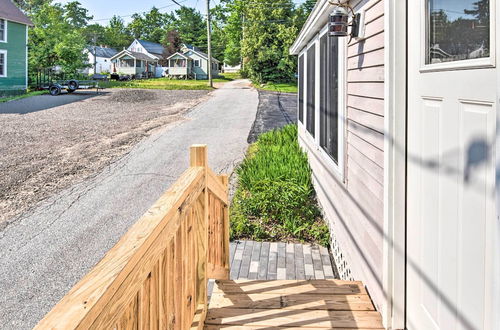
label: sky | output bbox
[55,0,308,24]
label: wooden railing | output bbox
[35,145,230,330]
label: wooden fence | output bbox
[35,145,230,330]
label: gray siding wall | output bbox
[299,0,385,311]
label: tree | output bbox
[83,23,106,46]
[222,0,244,66]
[63,1,92,28]
[104,16,132,49]
[171,7,206,50]
[240,0,298,83]
[127,7,173,43]
[160,29,182,65]
[210,3,229,62]
[28,2,89,73]
[12,0,51,14]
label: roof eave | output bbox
[290,0,355,55]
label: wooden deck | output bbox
[206,242,383,329]
[205,280,384,329]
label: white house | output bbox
[291,0,499,329]
[111,39,165,77]
[166,44,220,80]
[222,62,241,73]
[83,46,118,75]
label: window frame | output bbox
[0,19,7,43]
[420,0,496,72]
[298,25,346,179]
[298,53,305,123]
[0,50,7,77]
[306,42,316,137]
[194,59,200,67]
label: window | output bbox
[319,34,339,162]
[306,45,316,137]
[0,51,6,77]
[298,54,304,123]
[427,0,490,64]
[194,60,200,67]
[0,19,5,42]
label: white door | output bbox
[407,0,499,329]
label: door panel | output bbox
[407,1,498,329]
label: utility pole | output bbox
[206,0,213,88]
[92,36,97,75]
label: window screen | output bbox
[298,54,304,123]
[319,34,339,163]
[0,20,5,42]
[306,46,316,137]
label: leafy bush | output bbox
[231,124,330,246]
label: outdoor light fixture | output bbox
[328,1,364,40]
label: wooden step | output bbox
[204,280,383,329]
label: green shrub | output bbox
[231,124,330,246]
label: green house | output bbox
[0,0,33,96]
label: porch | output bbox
[34,145,383,329]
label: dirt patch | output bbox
[108,90,158,103]
[0,88,210,225]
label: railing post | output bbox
[189,145,208,329]
[219,174,230,279]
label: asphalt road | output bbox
[0,79,258,329]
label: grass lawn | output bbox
[256,82,298,93]
[100,74,240,91]
[0,90,48,103]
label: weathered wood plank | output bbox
[205,308,382,328]
[238,240,254,279]
[214,280,367,295]
[258,242,270,280]
[248,242,261,280]
[319,247,335,279]
[230,241,245,280]
[302,245,314,280]
[285,243,296,279]
[209,292,375,311]
[294,244,306,280]
[267,243,278,280]
[205,326,382,330]
[311,246,324,280]
[277,243,286,280]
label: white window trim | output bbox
[299,23,346,180]
[0,19,7,43]
[419,0,496,72]
[0,49,7,77]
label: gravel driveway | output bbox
[0,89,209,225]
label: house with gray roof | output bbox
[128,39,165,60]
[166,44,220,80]
[83,46,118,75]
[109,39,166,77]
